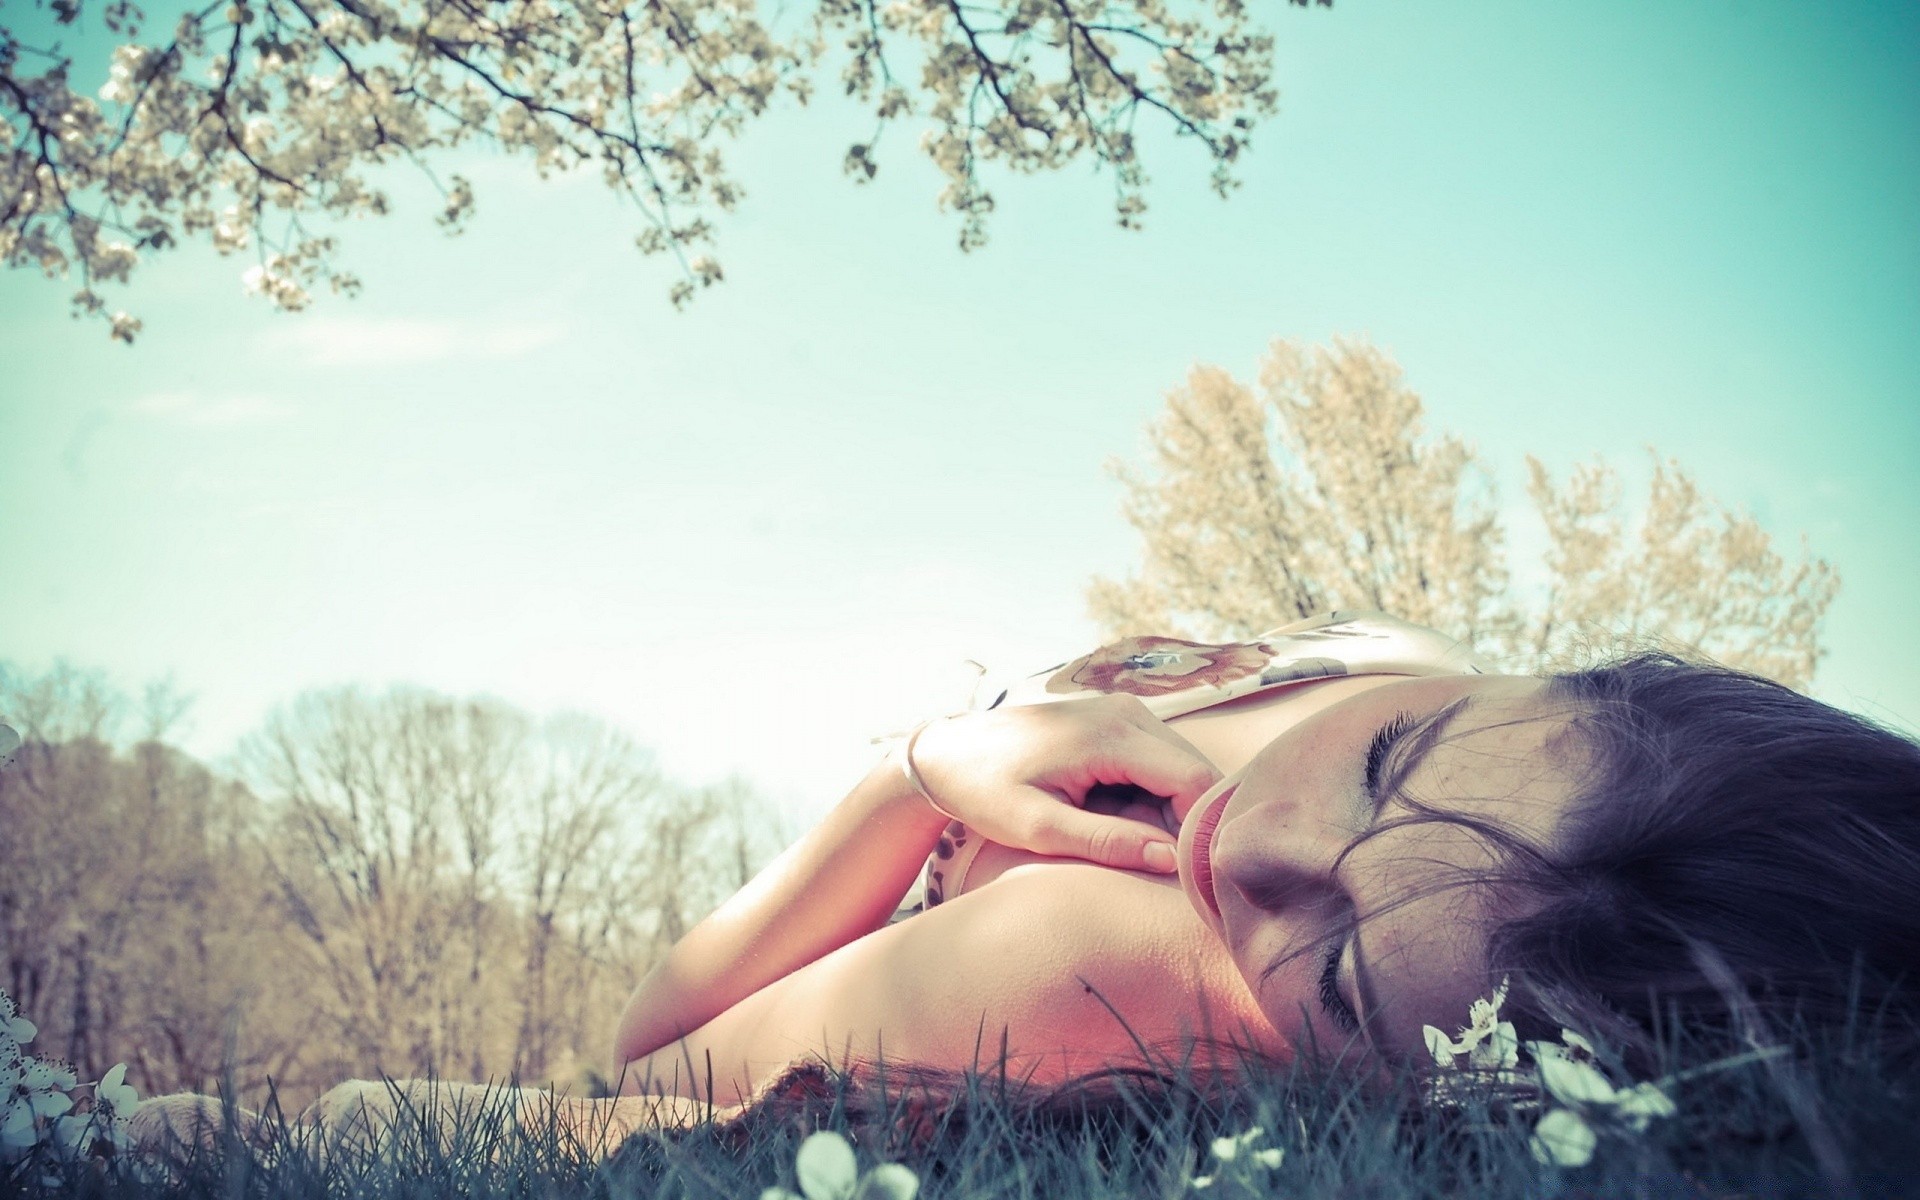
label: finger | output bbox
[1084,726,1222,821]
[1020,797,1182,874]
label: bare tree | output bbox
[238,684,777,1089]
[1093,337,1838,686]
[0,664,306,1099]
[242,687,528,1079]
[1,662,782,1104]
[506,712,657,1082]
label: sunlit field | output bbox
[6,2,1917,1197]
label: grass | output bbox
[10,1015,1920,1200]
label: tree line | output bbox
[0,666,781,1109]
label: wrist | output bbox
[898,717,964,822]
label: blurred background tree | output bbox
[1090,337,1838,687]
[1,0,1324,339]
[0,663,783,1107]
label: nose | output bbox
[1211,798,1353,915]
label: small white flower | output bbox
[1209,1127,1262,1162]
[764,1131,919,1200]
[94,1063,138,1117]
[1426,988,1673,1166]
[1533,1046,1617,1107]
[24,1086,73,1123]
[1192,1126,1282,1190]
[794,1130,858,1200]
[1611,1081,1677,1132]
[1424,979,1517,1071]
[92,1062,139,1147]
[1466,977,1510,1038]
[49,1112,95,1161]
[21,1057,79,1097]
[1468,1018,1519,1071]
[0,993,35,1046]
[1529,1107,1597,1168]
[855,1163,920,1200]
[1559,1029,1596,1059]
[2,1097,38,1151]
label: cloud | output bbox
[260,315,565,367]
[131,391,295,426]
[62,407,112,482]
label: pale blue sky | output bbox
[3,0,1915,813]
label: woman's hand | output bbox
[904,694,1222,875]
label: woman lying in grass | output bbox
[141,610,1920,1157]
[604,610,1920,1112]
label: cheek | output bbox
[1347,884,1504,1051]
[1238,725,1358,814]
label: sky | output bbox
[3,0,1916,818]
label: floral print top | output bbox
[914,610,1492,911]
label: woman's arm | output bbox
[617,863,1281,1106]
[611,696,1222,1074]
[611,760,946,1067]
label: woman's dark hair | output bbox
[1488,652,1920,1067]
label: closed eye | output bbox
[1256,935,1362,1035]
[1318,937,1361,1034]
[1363,711,1418,805]
[1364,696,1477,811]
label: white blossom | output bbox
[0,994,34,1048]
[5,0,1288,339]
[1534,1047,1618,1107]
[92,1062,139,1145]
[1190,1125,1283,1190]
[21,1058,78,1098]
[1422,976,1518,1073]
[1421,985,1679,1171]
[1519,1030,1678,1168]
[1529,1107,1597,1168]
[763,1130,920,1200]
[0,990,140,1163]
[1,1098,38,1155]
[212,207,251,253]
[1610,1080,1679,1132]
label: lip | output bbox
[1188,782,1237,922]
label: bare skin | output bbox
[610,673,1582,1104]
[251,673,1578,1159]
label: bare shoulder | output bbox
[621,863,1279,1104]
[910,864,1279,1063]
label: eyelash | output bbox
[1318,708,1435,1039]
[1363,710,1419,799]
[1318,940,1360,1033]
